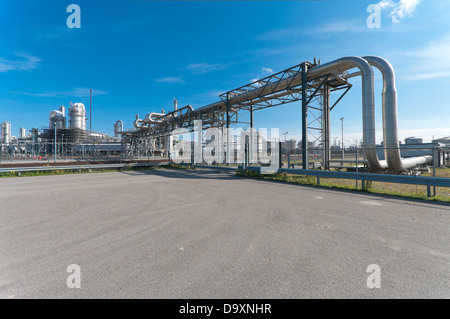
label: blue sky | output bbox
[1,0,449,145]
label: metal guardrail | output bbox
[0,162,164,173]
[238,166,450,189]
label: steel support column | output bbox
[301,63,309,169]
[250,105,254,163]
[323,84,331,170]
[226,93,231,164]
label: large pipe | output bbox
[145,112,165,124]
[114,120,123,137]
[362,56,432,170]
[195,62,314,112]
[133,115,147,129]
[134,56,430,171]
[307,56,387,170]
[198,57,386,170]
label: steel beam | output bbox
[301,63,309,170]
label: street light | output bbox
[53,122,57,163]
[340,117,344,163]
[61,134,64,159]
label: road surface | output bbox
[0,168,448,298]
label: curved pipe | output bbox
[307,56,387,170]
[114,120,123,131]
[362,56,432,170]
[114,120,124,137]
[145,112,165,124]
[133,119,147,129]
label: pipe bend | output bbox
[133,119,147,129]
[145,112,165,123]
[114,120,124,131]
[362,56,424,171]
[308,56,385,170]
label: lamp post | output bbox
[340,117,344,163]
[282,132,288,168]
[53,122,57,163]
[282,132,288,152]
[61,134,64,159]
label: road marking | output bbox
[316,196,323,199]
[359,201,382,206]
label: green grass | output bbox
[0,167,120,178]
[0,163,193,178]
[236,169,450,203]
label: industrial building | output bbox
[0,103,122,160]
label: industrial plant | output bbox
[1,102,122,160]
[1,56,449,172]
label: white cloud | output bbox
[376,0,421,23]
[154,77,185,84]
[261,67,273,74]
[256,20,368,41]
[398,36,450,81]
[251,67,275,83]
[185,62,229,75]
[0,51,42,72]
[12,88,108,98]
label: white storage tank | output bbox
[19,127,27,138]
[1,121,12,144]
[69,103,86,130]
[49,106,66,129]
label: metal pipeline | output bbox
[133,114,147,129]
[145,112,165,124]
[114,120,124,137]
[114,120,123,131]
[196,63,314,112]
[199,57,388,170]
[144,105,194,124]
[307,56,387,170]
[195,57,385,170]
[361,56,432,170]
[132,56,429,171]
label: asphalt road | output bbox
[0,168,449,298]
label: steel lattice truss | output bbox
[121,61,353,162]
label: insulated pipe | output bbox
[115,120,123,131]
[196,57,384,170]
[195,63,314,112]
[133,119,147,129]
[114,120,123,137]
[362,56,432,170]
[145,112,165,124]
[133,115,147,129]
[307,56,386,170]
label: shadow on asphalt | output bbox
[121,167,450,209]
[119,167,236,180]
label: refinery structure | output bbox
[1,102,121,160]
[1,56,449,171]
